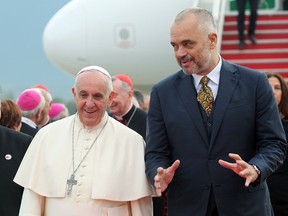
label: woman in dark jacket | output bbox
[267,72,288,216]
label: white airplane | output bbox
[43,0,206,90]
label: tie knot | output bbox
[200,76,210,85]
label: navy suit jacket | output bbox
[0,126,32,216]
[145,60,287,216]
[20,121,38,137]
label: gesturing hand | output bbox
[218,153,259,187]
[154,160,180,196]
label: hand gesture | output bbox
[218,153,259,187]
[154,160,180,196]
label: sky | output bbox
[0,0,74,102]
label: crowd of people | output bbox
[0,6,288,216]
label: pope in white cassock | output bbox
[14,66,155,216]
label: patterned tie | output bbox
[197,76,214,116]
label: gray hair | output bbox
[174,7,217,34]
[18,89,46,118]
[32,87,52,104]
[50,105,69,122]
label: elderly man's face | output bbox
[72,71,111,128]
[109,79,133,116]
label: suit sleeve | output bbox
[249,72,287,181]
[145,85,172,184]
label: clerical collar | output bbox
[113,105,137,126]
[123,105,136,120]
[75,112,109,130]
[114,103,133,119]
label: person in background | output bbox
[32,84,53,127]
[49,102,70,122]
[145,7,287,216]
[266,72,288,216]
[0,99,22,131]
[16,88,46,137]
[109,74,147,140]
[0,98,33,216]
[14,65,154,216]
[132,96,140,108]
[134,89,145,109]
[142,94,150,112]
[134,89,150,113]
[236,0,260,49]
[109,75,163,215]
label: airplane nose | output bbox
[43,0,88,76]
[42,0,194,86]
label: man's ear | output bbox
[128,89,134,98]
[35,109,43,123]
[108,91,116,106]
[209,32,218,49]
[72,87,76,97]
[109,91,116,100]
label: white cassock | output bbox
[14,112,155,216]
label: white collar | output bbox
[21,117,37,128]
[192,57,222,88]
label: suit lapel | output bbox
[175,71,209,145]
[209,61,240,147]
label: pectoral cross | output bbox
[66,174,77,197]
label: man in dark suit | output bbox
[0,124,32,215]
[145,7,287,216]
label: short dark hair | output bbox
[134,89,144,104]
[266,72,288,117]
